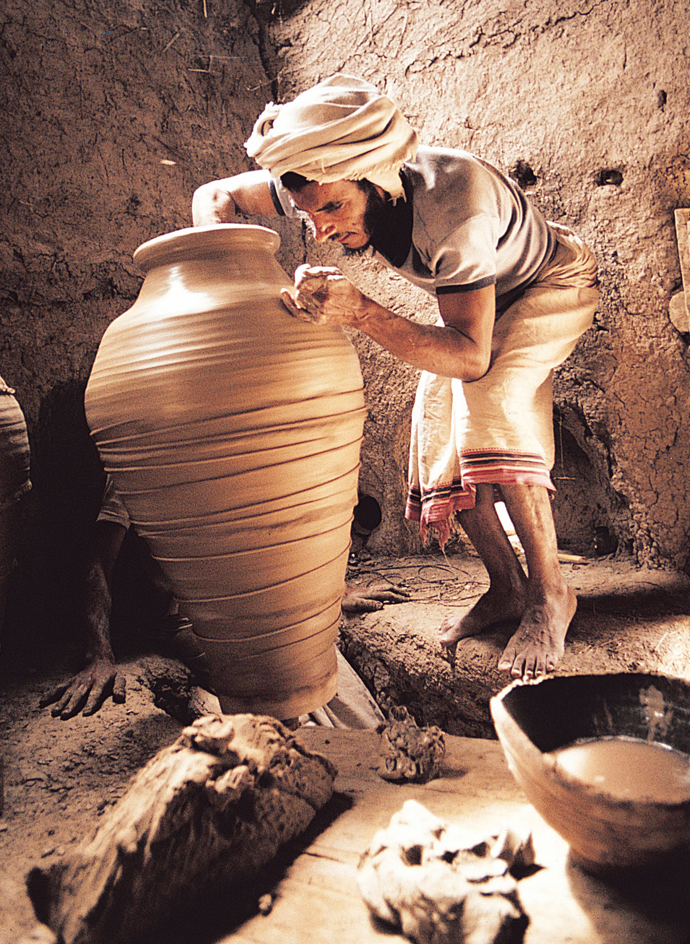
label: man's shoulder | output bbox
[404,145,496,197]
[405,144,482,176]
[402,145,500,222]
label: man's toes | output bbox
[498,652,515,674]
[499,645,533,679]
[438,622,461,649]
[440,640,457,664]
[512,658,530,679]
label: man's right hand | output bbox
[39,658,126,720]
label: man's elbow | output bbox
[191,182,235,226]
[461,352,491,382]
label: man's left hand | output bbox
[39,658,126,720]
[281,265,367,326]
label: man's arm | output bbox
[40,521,128,719]
[192,170,278,225]
[281,265,496,381]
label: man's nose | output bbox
[312,215,335,242]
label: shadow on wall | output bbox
[3,381,106,668]
[551,419,629,559]
[4,379,175,672]
[250,0,314,25]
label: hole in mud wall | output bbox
[353,493,382,534]
[4,381,181,668]
[509,160,538,190]
[595,168,624,187]
[550,422,621,558]
[1,381,107,665]
[350,493,383,560]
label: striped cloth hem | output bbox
[405,450,554,546]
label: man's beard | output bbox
[341,184,389,257]
[342,243,372,257]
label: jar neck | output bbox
[132,225,289,302]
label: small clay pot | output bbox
[85,224,366,720]
[491,672,690,872]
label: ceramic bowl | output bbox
[490,673,690,872]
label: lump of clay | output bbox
[29,714,337,944]
[357,799,532,944]
[377,705,445,783]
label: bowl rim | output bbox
[490,671,690,810]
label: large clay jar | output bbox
[84,224,366,720]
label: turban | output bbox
[244,74,418,201]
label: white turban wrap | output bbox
[244,74,418,201]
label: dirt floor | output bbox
[2,551,690,942]
[340,548,690,738]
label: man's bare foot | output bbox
[498,585,577,680]
[439,586,526,661]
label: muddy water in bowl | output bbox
[549,736,690,804]
[490,673,690,872]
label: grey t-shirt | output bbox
[270,145,556,304]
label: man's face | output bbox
[285,179,386,253]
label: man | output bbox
[192,74,600,681]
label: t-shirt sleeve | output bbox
[269,177,301,219]
[431,214,499,295]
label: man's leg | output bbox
[439,483,528,653]
[439,481,575,680]
[496,481,575,679]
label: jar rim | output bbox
[133,223,281,272]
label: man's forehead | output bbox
[287,179,362,211]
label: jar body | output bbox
[85,224,366,719]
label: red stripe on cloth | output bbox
[406,454,554,546]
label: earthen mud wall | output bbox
[2,0,689,652]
